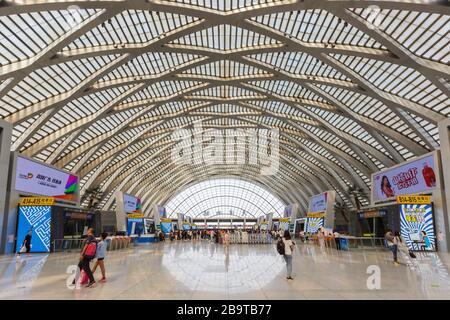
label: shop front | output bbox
[15,197,101,253]
[357,209,388,238]
[128,214,158,243]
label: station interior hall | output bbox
[0,0,450,300]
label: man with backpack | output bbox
[277,230,296,280]
[78,228,97,288]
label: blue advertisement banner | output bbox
[400,204,436,251]
[127,218,144,236]
[161,221,172,234]
[16,206,52,253]
[304,217,324,234]
[182,223,191,230]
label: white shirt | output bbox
[282,238,295,256]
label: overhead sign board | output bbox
[307,212,325,218]
[308,192,329,213]
[372,152,437,203]
[123,193,142,214]
[15,156,79,203]
[397,195,432,205]
[127,213,145,219]
[357,210,387,220]
[19,197,55,206]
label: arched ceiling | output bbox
[165,178,286,219]
[0,0,449,216]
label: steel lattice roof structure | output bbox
[0,0,449,217]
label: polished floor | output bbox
[1,241,450,300]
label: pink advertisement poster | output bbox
[372,154,436,202]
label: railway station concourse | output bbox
[0,0,450,301]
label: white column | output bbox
[0,120,12,253]
[115,191,127,233]
[324,191,336,229]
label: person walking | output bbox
[282,230,295,280]
[18,229,32,255]
[385,229,399,265]
[92,232,108,283]
[77,228,98,287]
[317,227,325,248]
[394,231,413,266]
[224,230,230,246]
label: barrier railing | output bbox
[227,233,273,244]
[53,236,132,253]
[53,239,84,253]
[301,235,386,250]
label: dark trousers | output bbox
[78,257,95,283]
[388,245,398,262]
[334,238,341,250]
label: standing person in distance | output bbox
[333,230,341,250]
[385,229,399,266]
[278,230,296,280]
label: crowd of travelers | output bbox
[67,224,421,288]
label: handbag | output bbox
[79,270,89,285]
[19,245,27,253]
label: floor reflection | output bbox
[161,242,285,293]
[0,242,450,299]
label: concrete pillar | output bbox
[114,191,127,233]
[0,120,12,254]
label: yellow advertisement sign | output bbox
[127,213,144,219]
[19,197,55,206]
[307,212,325,218]
[279,218,290,222]
[396,195,431,205]
[160,218,172,223]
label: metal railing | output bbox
[297,235,386,250]
[53,236,132,253]
[228,233,273,244]
[53,239,85,253]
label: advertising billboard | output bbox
[400,204,436,251]
[160,218,172,234]
[127,218,144,236]
[372,153,437,203]
[308,192,328,213]
[284,205,293,218]
[182,223,191,230]
[16,205,52,253]
[304,217,324,234]
[157,206,167,218]
[14,156,79,203]
[123,193,142,214]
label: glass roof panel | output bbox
[64,10,200,50]
[0,1,448,214]
[169,24,281,51]
[251,9,385,48]
[165,178,285,218]
[0,9,100,65]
